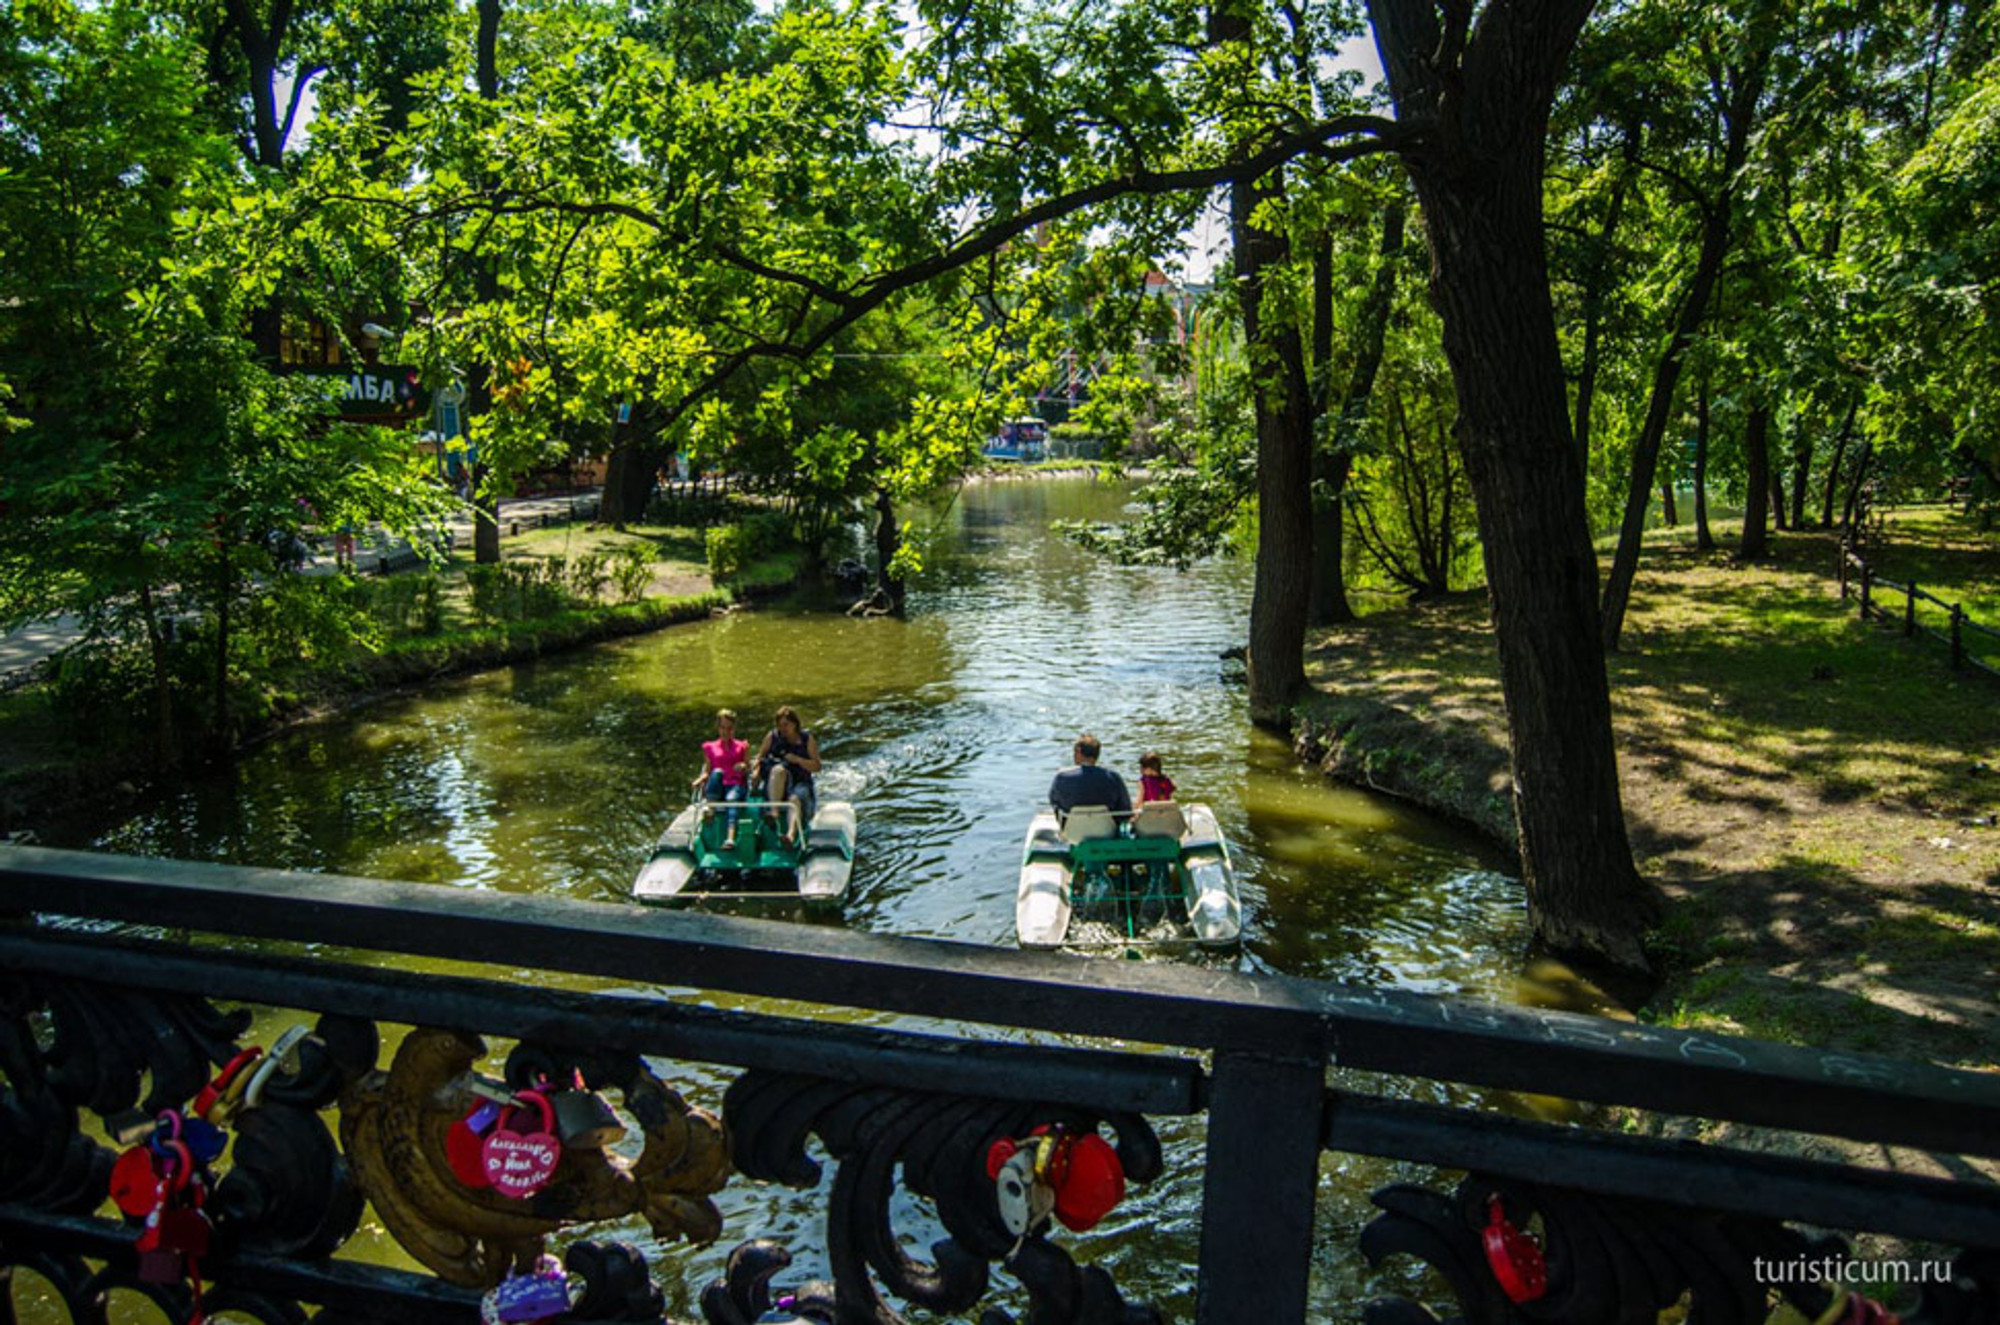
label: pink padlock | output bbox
[481,1090,561,1199]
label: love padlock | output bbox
[482,1090,562,1199]
[1482,1195,1549,1304]
[1049,1132,1124,1232]
[193,1047,262,1125]
[549,1070,625,1150]
[480,1255,583,1324]
[986,1138,1056,1241]
[448,1100,504,1190]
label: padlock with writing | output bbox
[482,1090,562,1199]
[480,1255,584,1324]
[549,1069,625,1150]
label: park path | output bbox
[0,490,602,686]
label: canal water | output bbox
[74,477,1564,1320]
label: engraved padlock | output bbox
[482,1090,561,1199]
[550,1073,625,1150]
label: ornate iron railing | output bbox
[0,843,1996,1323]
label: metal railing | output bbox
[0,844,1996,1323]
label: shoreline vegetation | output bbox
[1296,505,1999,1082]
[0,510,807,843]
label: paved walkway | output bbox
[0,489,603,686]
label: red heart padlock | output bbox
[110,1145,164,1217]
[1051,1133,1125,1232]
[448,1100,503,1190]
[482,1091,561,1199]
[1482,1195,1548,1304]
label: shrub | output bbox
[567,551,611,603]
[467,558,575,622]
[705,512,795,578]
[610,544,652,602]
[367,573,444,637]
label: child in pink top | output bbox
[692,709,751,847]
[1139,752,1176,804]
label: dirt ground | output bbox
[1306,517,2000,1082]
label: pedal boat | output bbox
[1015,802,1241,949]
[634,798,856,906]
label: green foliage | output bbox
[566,552,611,604]
[705,513,795,579]
[366,573,445,637]
[466,558,575,622]
[609,544,653,603]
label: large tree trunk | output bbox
[1738,402,1772,559]
[1211,1,1310,720]
[1769,458,1788,531]
[1371,0,1652,974]
[1693,372,1715,550]
[1234,168,1314,722]
[600,428,663,526]
[1659,478,1678,527]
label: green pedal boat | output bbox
[1015,802,1241,950]
[633,798,856,906]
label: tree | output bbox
[1368,0,1655,971]
[1595,0,1772,649]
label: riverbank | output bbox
[0,532,806,842]
[1298,512,2000,1077]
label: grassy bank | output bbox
[1301,508,2000,1077]
[0,522,806,839]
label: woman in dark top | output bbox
[756,705,821,846]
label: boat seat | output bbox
[1131,802,1187,839]
[1029,823,1069,854]
[1060,807,1119,844]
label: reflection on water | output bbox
[79,477,1583,1317]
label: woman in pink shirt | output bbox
[692,708,751,849]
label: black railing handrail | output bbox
[6,844,2000,1161]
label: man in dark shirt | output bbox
[1048,733,1132,821]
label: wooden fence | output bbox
[1836,541,2000,679]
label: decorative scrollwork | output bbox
[338,1025,729,1288]
[15,974,252,1118]
[724,1069,1165,1325]
[1360,1175,2000,1325]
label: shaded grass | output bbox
[1305,511,2000,1068]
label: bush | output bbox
[609,544,652,602]
[368,573,444,637]
[705,512,795,578]
[467,558,575,622]
[567,551,611,603]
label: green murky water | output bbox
[57,478,1575,1320]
